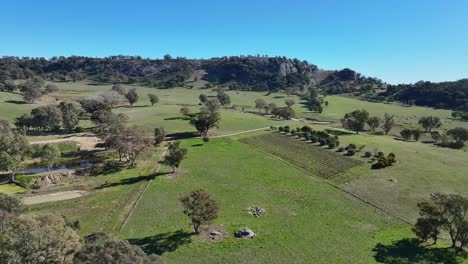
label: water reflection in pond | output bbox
[23,161,93,174]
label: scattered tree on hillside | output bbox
[254,99,267,112]
[40,144,61,169]
[180,107,191,116]
[44,83,59,93]
[98,91,123,108]
[383,113,394,135]
[447,127,468,141]
[31,105,63,131]
[121,126,151,166]
[189,108,221,136]
[430,131,441,143]
[180,189,218,234]
[199,94,208,105]
[125,88,139,106]
[366,116,381,133]
[267,102,277,114]
[341,109,369,134]
[91,110,129,147]
[111,84,126,95]
[161,141,187,173]
[412,129,423,142]
[0,121,29,183]
[400,129,413,141]
[19,77,45,103]
[272,107,295,120]
[307,97,323,113]
[0,80,17,92]
[205,98,221,112]
[285,99,296,108]
[154,127,165,146]
[79,98,111,114]
[148,94,159,106]
[59,102,80,132]
[414,193,468,250]
[412,217,440,244]
[419,116,442,132]
[216,91,231,106]
[69,70,84,82]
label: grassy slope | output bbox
[1,82,303,135]
[334,131,468,223]
[120,138,410,264]
[299,95,468,131]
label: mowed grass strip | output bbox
[240,133,363,179]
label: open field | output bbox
[332,131,468,223]
[120,138,415,264]
[3,81,466,135]
[1,82,468,262]
[240,133,365,179]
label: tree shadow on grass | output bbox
[325,128,355,136]
[164,116,190,121]
[94,171,171,189]
[373,238,465,264]
[166,132,196,140]
[5,100,28,104]
[128,230,192,255]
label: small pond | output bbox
[22,161,94,174]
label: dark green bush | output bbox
[345,144,357,150]
[75,126,85,133]
[318,138,327,146]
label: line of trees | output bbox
[341,109,394,134]
[16,102,82,132]
[277,125,340,149]
[254,98,295,120]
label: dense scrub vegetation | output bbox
[384,79,468,111]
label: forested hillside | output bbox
[384,79,468,111]
[0,55,381,93]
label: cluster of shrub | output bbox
[370,152,396,169]
[276,125,340,149]
[452,111,468,121]
[336,143,365,156]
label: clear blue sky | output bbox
[0,0,467,84]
